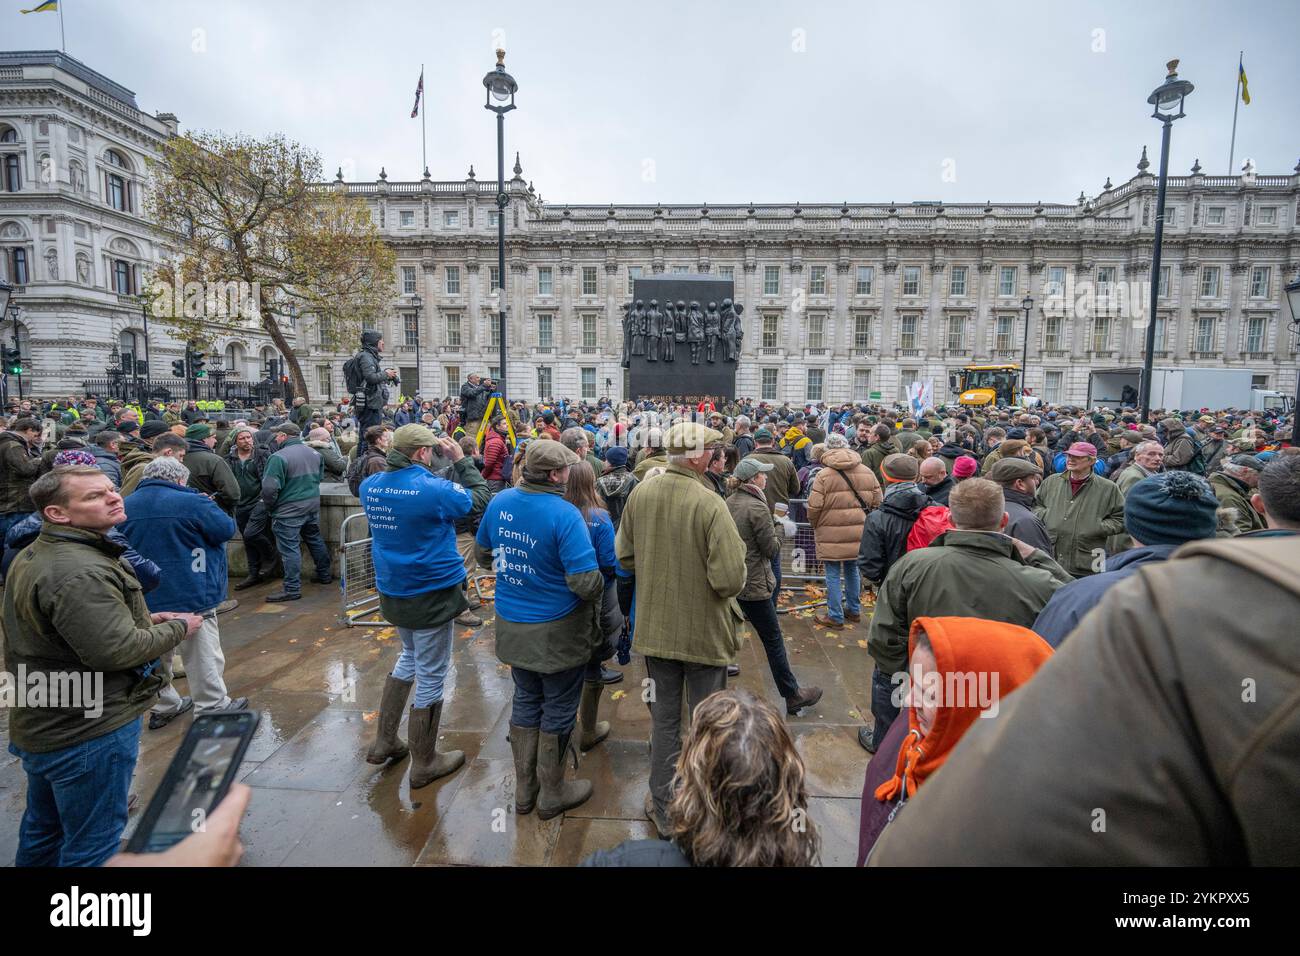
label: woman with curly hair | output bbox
[581,688,820,867]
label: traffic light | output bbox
[189,348,207,379]
[3,346,22,376]
[171,358,186,378]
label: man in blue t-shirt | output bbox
[475,439,605,821]
[359,424,489,789]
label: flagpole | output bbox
[59,0,66,52]
[420,64,427,176]
[1228,51,1241,174]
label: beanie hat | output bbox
[53,449,98,468]
[605,446,629,468]
[140,420,171,439]
[185,423,212,440]
[952,455,979,479]
[1123,472,1219,546]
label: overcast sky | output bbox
[9,0,1299,205]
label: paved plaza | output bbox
[1,579,870,867]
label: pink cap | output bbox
[952,455,978,478]
[1067,441,1098,458]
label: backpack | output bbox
[346,448,380,497]
[500,448,515,486]
[1183,435,1207,476]
[343,354,365,395]
[906,505,954,552]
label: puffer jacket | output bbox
[857,483,934,585]
[807,448,883,562]
[0,431,42,514]
[726,483,780,601]
[91,444,122,488]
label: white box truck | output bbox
[1086,367,1261,410]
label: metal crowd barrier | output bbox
[338,511,496,628]
[777,497,828,614]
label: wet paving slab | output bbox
[0,582,875,867]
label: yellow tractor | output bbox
[949,364,1022,408]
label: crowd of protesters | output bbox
[2,327,1297,867]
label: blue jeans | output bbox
[870,666,900,751]
[271,508,331,595]
[9,718,142,867]
[391,620,454,708]
[824,560,861,624]
[510,664,586,736]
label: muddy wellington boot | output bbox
[407,702,465,789]
[578,681,610,752]
[536,729,592,821]
[510,724,540,815]
[365,675,412,764]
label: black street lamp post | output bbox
[484,49,518,402]
[1140,59,1194,422]
[137,293,152,405]
[411,293,423,400]
[0,279,14,404]
[1020,293,1033,402]
[8,301,22,403]
[1285,270,1300,412]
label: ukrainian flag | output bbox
[1239,57,1250,105]
[20,0,58,12]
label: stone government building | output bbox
[3,51,1298,407]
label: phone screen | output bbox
[127,711,259,854]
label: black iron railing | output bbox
[80,376,295,407]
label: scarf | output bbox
[875,616,1053,803]
[520,478,566,496]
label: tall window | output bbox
[10,247,28,284]
[1045,266,1067,298]
[762,314,779,348]
[1246,316,1266,353]
[444,266,460,295]
[807,314,825,349]
[1206,207,1225,225]
[718,265,735,281]
[1195,316,1215,352]
[580,367,596,401]
[809,266,826,295]
[1257,206,1277,225]
[582,314,597,348]
[488,210,500,228]
[853,368,871,402]
[1044,370,1063,404]
[1200,266,1220,298]
[999,266,1017,297]
[538,267,554,295]
[105,150,129,212]
[899,315,917,351]
[113,259,133,295]
[538,314,553,349]
[1097,266,1116,298]
[854,314,873,349]
[995,315,1014,351]
[445,367,460,396]
[488,320,501,348]
[856,266,874,295]
[949,266,967,297]
[902,267,920,296]
[627,266,642,295]
[404,313,419,347]
[581,266,597,296]
[806,368,823,401]
[489,265,501,291]
[443,210,459,228]
[536,366,553,399]
[2,154,19,192]
[1159,266,1171,298]
[399,210,414,227]
[764,266,780,295]
[1250,266,1270,298]
[898,369,919,404]
[947,315,966,351]
[317,365,333,398]
[1151,315,1167,351]
[402,266,416,294]
[1092,316,1111,351]
[761,368,778,401]
[1043,316,1063,350]
[445,313,461,347]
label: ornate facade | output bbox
[326,153,1300,407]
[0,51,283,397]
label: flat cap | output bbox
[272,422,301,436]
[391,423,436,450]
[989,457,1042,483]
[524,438,579,472]
[664,421,722,455]
[881,453,919,481]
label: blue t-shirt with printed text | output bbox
[477,487,599,623]
[360,464,473,597]
[586,509,616,579]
